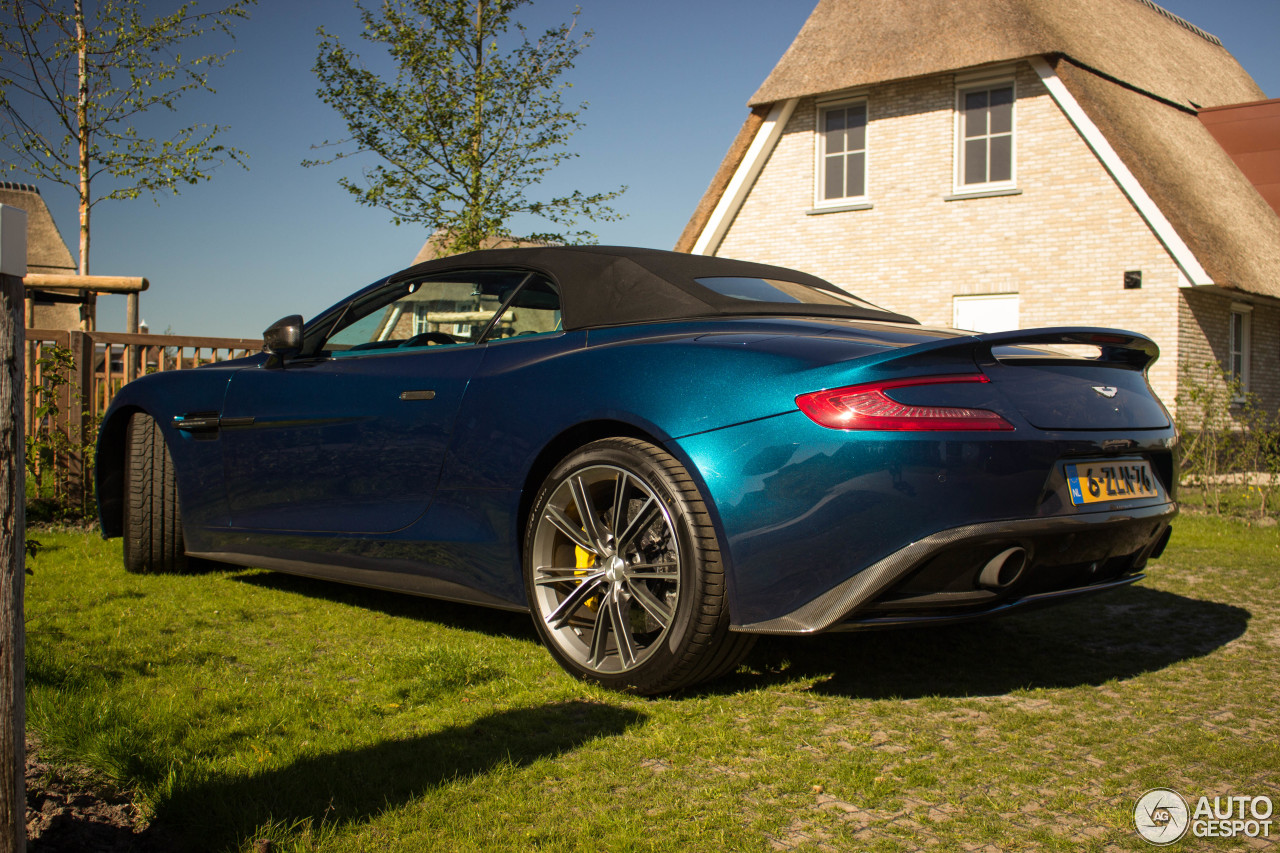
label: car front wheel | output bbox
[123,411,188,573]
[524,437,753,694]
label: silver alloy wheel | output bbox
[529,464,682,674]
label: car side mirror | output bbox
[263,314,303,367]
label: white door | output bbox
[953,294,1019,332]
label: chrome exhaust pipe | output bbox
[978,547,1027,589]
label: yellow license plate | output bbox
[1066,460,1159,505]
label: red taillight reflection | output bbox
[796,374,1015,431]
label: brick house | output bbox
[676,0,1280,414]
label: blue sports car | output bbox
[96,246,1177,694]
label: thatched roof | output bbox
[680,0,1280,300]
[412,233,551,265]
[0,182,75,275]
[1055,59,1280,297]
[748,0,1261,109]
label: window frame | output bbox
[480,274,564,345]
[304,268,559,359]
[954,77,1017,194]
[1228,303,1252,401]
[813,96,870,209]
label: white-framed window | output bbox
[956,81,1015,189]
[1229,304,1252,400]
[953,294,1019,333]
[816,99,868,205]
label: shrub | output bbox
[25,344,96,522]
[1174,361,1280,516]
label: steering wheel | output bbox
[401,332,458,347]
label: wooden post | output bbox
[1,204,29,853]
[21,273,147,294]
[125,292,139,382]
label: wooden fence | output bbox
[24,328,261,512]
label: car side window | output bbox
[482,275,562,342]
[317,270,556,357]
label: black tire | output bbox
[123,411,188,573]
[523,438,754,694]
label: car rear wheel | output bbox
[123,411,188,573]
[524,438,754,694]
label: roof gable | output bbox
[1056,62,1280,297]
[683,0,1280,301]
[749,0,1263,110]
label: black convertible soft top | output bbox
[393,246,916,330]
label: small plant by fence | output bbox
[24,328,259,519]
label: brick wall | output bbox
[1252,302,1280,414]
[713,62,1186,406]
[1179,288,1280,422]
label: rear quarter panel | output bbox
[441,323,921,488]
[436,322,957,609]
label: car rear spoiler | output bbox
[972,327,1159,370]
[840,326,1161,378]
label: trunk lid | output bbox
[978,330,1169,430]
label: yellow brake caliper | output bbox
[575,546,600,611]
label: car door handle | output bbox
[399,390,436,401]
[173,413,255,432]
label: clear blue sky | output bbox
[25,0,1280,339]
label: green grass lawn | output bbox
[24,515,1280,852]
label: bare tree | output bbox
[0,0,255,319]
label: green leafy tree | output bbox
[307,0,624,254]
[0,0,255,283]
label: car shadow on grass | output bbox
[713,585,1249,699]
[150,700,645,851]
[227,569,539,641]
[225,570,1248,701]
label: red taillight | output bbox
[796,374,1015,431]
